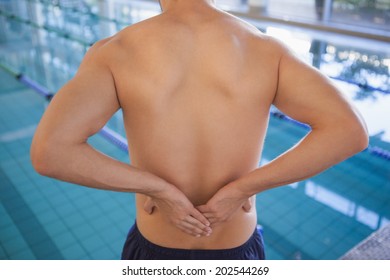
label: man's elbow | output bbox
[347,119,369,154]
[30,139,57,177]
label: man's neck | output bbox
[159,0,216,12]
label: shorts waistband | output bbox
[131,222,262,259]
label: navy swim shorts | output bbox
[121,223,265,260]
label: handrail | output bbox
[22,0,132,26]
[232,11,390,43]
[0,63,53,100]
[141,0,390,42]
[0,63,21,78]
[0,9,92,47]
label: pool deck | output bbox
[341,224,390,260]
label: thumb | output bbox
[143,197,156,215]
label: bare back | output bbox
[107,9,280,249]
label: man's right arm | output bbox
[30,39,211,237]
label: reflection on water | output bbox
[305,181,389,230]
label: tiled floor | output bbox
[341,224,390,259]
[1,67,389,259]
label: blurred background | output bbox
[0,0,389,260]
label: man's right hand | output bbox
[143,186,212,237]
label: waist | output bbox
[127,222,264,260]
[135,194,257,250]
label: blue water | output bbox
[0,0,389,260]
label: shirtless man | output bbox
[30,0,368,260]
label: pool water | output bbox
[0,0,389,260]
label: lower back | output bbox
[136,194,258,249]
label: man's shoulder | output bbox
[120,14,166,38]
[89,17,160,55]
[218,12,284,50]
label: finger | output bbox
[196,206,215,220]
[178,221,206,237]
[190,208,211,227]
[177,224,200,237]
[205,213,225,225]
[197,212,218,224]
[185,216,212,235]
[196,205,213,215]
[196,205,208,212]
[202,212,216,220]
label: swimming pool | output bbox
[0,0,389,260]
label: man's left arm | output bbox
[198,43,369,226]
